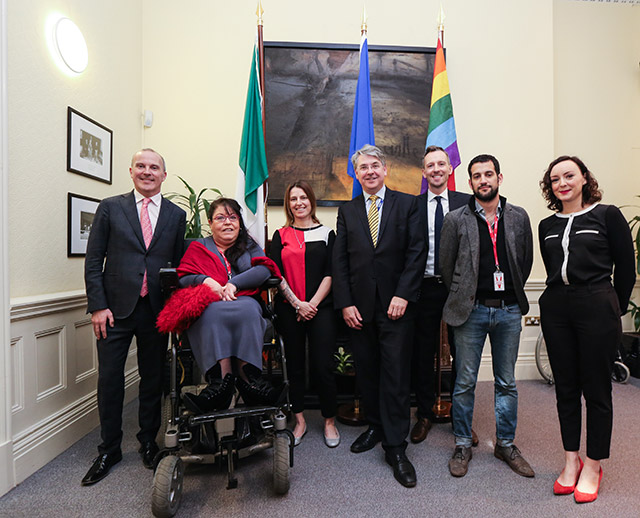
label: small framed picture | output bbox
[67,107,113,184]
[68,193,100,257]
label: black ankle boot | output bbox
[183,372,236,413]
[236,365,285,406]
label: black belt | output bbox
[476,298,504,308]
[422,275,443,285]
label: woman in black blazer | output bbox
[538,156,635,503]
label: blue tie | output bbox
[434,196,443,275]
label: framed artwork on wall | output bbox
[68,192,100,257]
[264,42,436,205]
[67,107,113,184]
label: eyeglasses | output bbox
[212,214,239,223]
[357,162,383,173]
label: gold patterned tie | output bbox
[368,194,379,247]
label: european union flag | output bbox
[347,34,375,199]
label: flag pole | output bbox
[256,0,268,248]
[432,5,453,423]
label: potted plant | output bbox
[166,176,222,238]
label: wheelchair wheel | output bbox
[152,455,184,518]
[612,361,630,384]
[535,332,554,385]
[273,434,290,495]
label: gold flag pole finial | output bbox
[256,0,264,26]
[361,4,368,34]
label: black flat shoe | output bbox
[385,451,417,488]
[350,428,383,453]
[138,441,159,470]
[81,452,122,486]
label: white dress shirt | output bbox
[134,190,162,234]
[425,189,449,276]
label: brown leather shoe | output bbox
[494,444,535,478]
[472,428,479,447]
[410,417,432,444]
[449,446,472,477]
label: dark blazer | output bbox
[85,191,186,319]
[439,197,533,326]
[416,189,471,260]
[333,188,426,322]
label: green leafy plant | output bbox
[166,176,222,238]
[626,196,640,332]
[334,346,354,375]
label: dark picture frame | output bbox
[264,42,436,205]
[67,107,113,184]
[68,192,100,257]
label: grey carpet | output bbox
[1,379,639,518]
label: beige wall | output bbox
[553,0,640,224]
[8,0,143,299]
[6,0,640,296]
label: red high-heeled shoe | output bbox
[553,457,584,495]
[574,467,603,503]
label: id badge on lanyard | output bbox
[487,217,505,292]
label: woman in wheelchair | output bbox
[161,197,283,414]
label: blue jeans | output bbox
[451,302,522,448]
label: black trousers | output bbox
[96,296,167,455]
[412,278,450,420]
[350,297,415,453]
[275,300,338,418]
[539,282,621,460]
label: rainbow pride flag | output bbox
[422,36,460,193]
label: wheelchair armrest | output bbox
[159,268,180,298]
[261,276,281,289]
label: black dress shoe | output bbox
[139,441,160,470]
[81,452,122,486]
[385,451,417,488]
[350,428,383,453]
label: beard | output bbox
[473,185,499,202]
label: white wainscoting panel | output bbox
[9,291,140,485]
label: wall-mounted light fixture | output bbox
[46,14,88,75]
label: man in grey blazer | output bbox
[439,154,534,478]
[82,149,186,485]
[410,146,470,444]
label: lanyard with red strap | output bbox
[486,215,505,291]
[217,248,233,280]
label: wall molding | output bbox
[10,291,86,322]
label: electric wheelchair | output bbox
[150,268,294,518]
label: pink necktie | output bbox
[140,198,153,297]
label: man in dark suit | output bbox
[82,148,186,485]
[333,144,426,488]
[410,146,470,444]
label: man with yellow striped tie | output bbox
[333,144,426,488]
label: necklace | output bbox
[293,228,304,249]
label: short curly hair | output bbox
[540,155,602,212]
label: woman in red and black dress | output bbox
[271,181,340,448]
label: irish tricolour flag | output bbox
[237,34,268,249]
